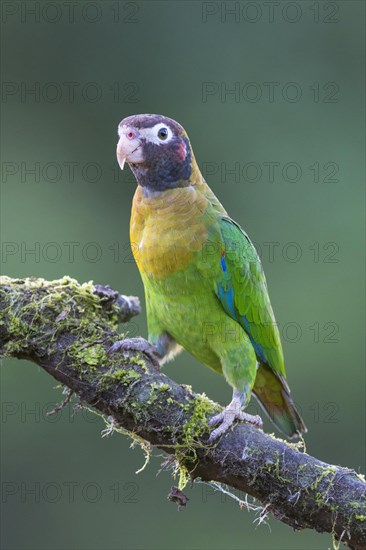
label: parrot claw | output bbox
[108,337,160,369]
[208,401,263,442]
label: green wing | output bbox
[216,217,286,377]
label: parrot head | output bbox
[116,114,194,191]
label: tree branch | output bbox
[0,276,365,549]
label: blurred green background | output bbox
[1,1,365,548]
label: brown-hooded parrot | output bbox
[111,113,307,441]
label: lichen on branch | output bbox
[0,276,365,550]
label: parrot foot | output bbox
[108,337,160,369]
[208,398,263,442]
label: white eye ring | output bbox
[140,123,174,145]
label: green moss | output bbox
[1,276,157,478]
[355,515,366,521]
[146,381,160,405]
[0,276,122,359]
[72,343,107,367]
[311,465,337,492]
[168,393,218,489]
[304,465,338,511]
[67,342,110,378]
[7,314,28,335]
[350,501,362,509]
[128,355,148,370]
[0,276,138,390]
[96,360,143,390]
[1,308,30,353]
[261,451,292,483]
[177,464,191,491]
[181,393,217,445]
[119,385,218,489]
[112,369,141,382]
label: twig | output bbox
[46,388,74,416]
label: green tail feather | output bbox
[253,363,307,438]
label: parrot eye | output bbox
[157,127,168,140]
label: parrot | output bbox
[112,113,307,441]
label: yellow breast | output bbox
[130,185,209,279]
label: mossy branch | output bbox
[0,276,365,549]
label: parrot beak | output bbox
[117,150,126,171]
[116,126,144,170]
